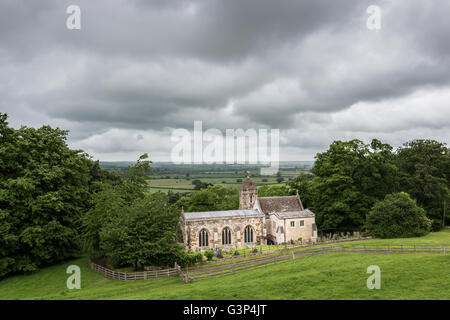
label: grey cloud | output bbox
[0,0,449,161]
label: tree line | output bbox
[288,139,449,233]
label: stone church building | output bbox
[180,177,318,251]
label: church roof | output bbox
[274,209,315,219]
[240,176,257,190]
[183,209,263,221]
[257,195,304,213]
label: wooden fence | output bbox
[89,243,448,283]
[203,237,373,263]
[88,260,179,281]
[184,243,449,282]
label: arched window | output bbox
[222,227,232,245]
[199,229,209,247]
[244,225,254,244]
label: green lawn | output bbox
[1,228,449,300]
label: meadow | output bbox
[147,176,283,193]
[1,228,449,300]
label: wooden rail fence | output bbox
[88,260,179,281]
[203,237,373,263]
[89,243,448,283]
[184,243,449,282]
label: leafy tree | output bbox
[297,139,398,232]
[276,171,284,183]
[0,113,103,277]
[99,193,183,269]
[82,154,152,259]
[366,192,431,238]
[257,184,293,197]
[287,172,315,207]
[191,179,213,190]
[175,185,239,212]
[395,139,450,230]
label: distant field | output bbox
[1,229,449,300]
[147,176,286,193]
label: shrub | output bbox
[203,250,214,261]
[177,251,204,267]
[366,192,432,239]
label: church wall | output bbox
[267,215,317,244]
[184,216,265,251]
[285,217,317,243]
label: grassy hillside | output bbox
[1,253,449,300]
[1,229,449,300]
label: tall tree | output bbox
[296,139,397,232]
[0,113,96,277]
[99,193,182,269]
[81,154,152,258]
[395,139,450,230]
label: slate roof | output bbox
[183,209,263,221]
[274,209,315,219]
[257,195,304,213]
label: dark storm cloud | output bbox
[0,0,449,159]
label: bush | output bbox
[177,251,204,267]
[204,250,214,261]
[366,192,432,239]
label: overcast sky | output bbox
[1,0,449,161]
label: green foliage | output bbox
[0,113,107,277]
[83,155,184,269]
[203,250,214,261]
[82,155,154,259]
[99,193,183,269]
[177,251,204,267]
[395,139,450,231]
[191,179,213,190]
[290,139,398,232]
[257,184,294,197]
[366,192,431,238]
[174,185,239,212]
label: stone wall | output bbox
[267,214,317,244]
[184,216,265,251]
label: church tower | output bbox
[239,176,258,209]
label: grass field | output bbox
[147,176,284,193]
[1,228,449,300]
